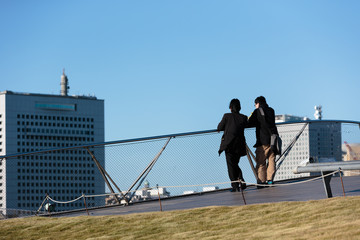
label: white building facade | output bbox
[274,120,342,181]
[0,89,104,211]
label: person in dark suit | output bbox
[247,96,278,187]
[217,99,248,192]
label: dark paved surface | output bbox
[51,175,360,217]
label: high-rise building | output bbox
[274,120,342,181]
[0,72,104,212]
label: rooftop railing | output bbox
[0,120,359,217]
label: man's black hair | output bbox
[229,98,241,113]
[255,96,267,105]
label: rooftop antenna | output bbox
[60,68,69,96]
[314,105,322,120]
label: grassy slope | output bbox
[0,196,359,240]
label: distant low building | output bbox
[202,186,219,192]
[105,180,171,205]
[183,190,196,195]
[132,181,170,202]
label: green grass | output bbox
[0,196,359,239]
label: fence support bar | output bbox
[125,137,172,201]
[85,147,121,204]
[92,158,128,204]
[246,145,258,181]
[36,194,49,216]
[275,123,309,175]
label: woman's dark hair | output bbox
[255,96,267,105]
[229,98,241,113]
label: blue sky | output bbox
[1,0,359,141]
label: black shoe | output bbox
[257,182,266,189]
[240,181,247,190]
[231,182,240,192]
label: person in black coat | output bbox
[247,96,278,187]
[217,99,248,192]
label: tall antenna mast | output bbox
[60,68,69,96]
[314,105,322,120]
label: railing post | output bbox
[83,193,90,216]
[338,168,346,197]
[157,185,163,212]
[321,171,333,198]
[239,179,247,205]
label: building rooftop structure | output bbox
[275,114,310,123]
[1,70,97,100]
[0,90,98,100]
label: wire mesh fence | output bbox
[0,120,359,217]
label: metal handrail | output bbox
[294,160,360,173]
[0,129,218,160]
[1,119,359,160]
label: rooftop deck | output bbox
[48,175,360,217]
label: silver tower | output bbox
[60,69,69,96]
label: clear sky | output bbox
[1,0,359,141]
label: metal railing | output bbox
[0,120,359,217]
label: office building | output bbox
[0,72,104,212]
[274,120,342,181]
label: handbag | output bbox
[270,133,282,155]
[259,108,282,155]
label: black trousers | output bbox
[225,152,244,189]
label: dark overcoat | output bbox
[217,112,248,156]
[247,104,278,147]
